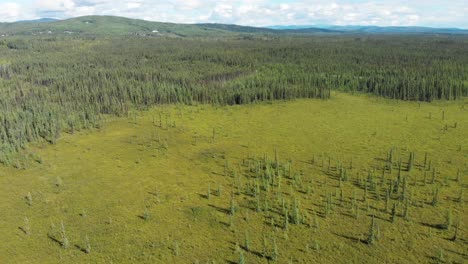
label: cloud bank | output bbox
[0,0,466,28]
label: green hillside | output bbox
[0,16,235,37]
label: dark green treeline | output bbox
[0,35,467,164]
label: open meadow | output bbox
[1,92,466,263]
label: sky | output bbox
[0,0,466,28]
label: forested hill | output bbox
[0,16,338,37]
[0,16,236,37]
[2,15,467,37]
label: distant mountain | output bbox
[339,26,468,34]
[268,25,325,30]
[196,23,277,33]
[279,28,341,34]
[16,18,59,23]
[268,25,468,34]
[196,23,336,34]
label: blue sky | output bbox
[0,0,466,28]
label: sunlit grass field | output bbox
[1,92,466,263]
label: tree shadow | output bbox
[372,214,391,223]
[47,234,62,246]
[420,222,448,230]
[227,240,269,260]
[323,171,339,180]
[444,247,468,258]
[211,171,224,177]
[74,244,89,254]
[240,245,267,259]
[298,159,313,165]
[197,193,209,199]
[374,157,388,163]
[305,207,326,218]
[18,227,29,235]
[148,191,159,196]
[208,204,230,215]
[339,211,357,219]
[425,254,443,264]
[137,214,152,221]
[263,218,283,229]
[332,232,368,245]
[446,196,462,203]
[218,220,231,228]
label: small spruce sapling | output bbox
[60,221,69,249]
[238,251,245,264]
[143,209,151,221]
[174,241,179,256]
[431,168,437,184]
[407,152,414,172]
[403,199,410,220]
[55,176,63,187]
[314,240,320,251]
[391,203,397,223]
[85,235,91,254]
[244,231,250,251]
[385,189,390,212]
[262,235,268,258]
[443,209,452,230]
[367,215,376,245]
[431,188,439,206]
[437,248,444,264]
[451,218,460,241]
[23,217,31,235]
[457,188,463,203]
[26,192,33,206]
[272,238,279,262]
[230,194,236,215]
[229,214,234,228]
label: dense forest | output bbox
[0,35,467,165]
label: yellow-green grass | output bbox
[0,92,466,263]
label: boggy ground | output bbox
[0,92,466,263]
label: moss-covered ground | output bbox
[1,92,466,263]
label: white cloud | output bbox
[174,0,204,11]
[35,0,75,11]
[1,0,466,28]
[0,2,32,21]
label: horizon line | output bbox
[3,15,467,30]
